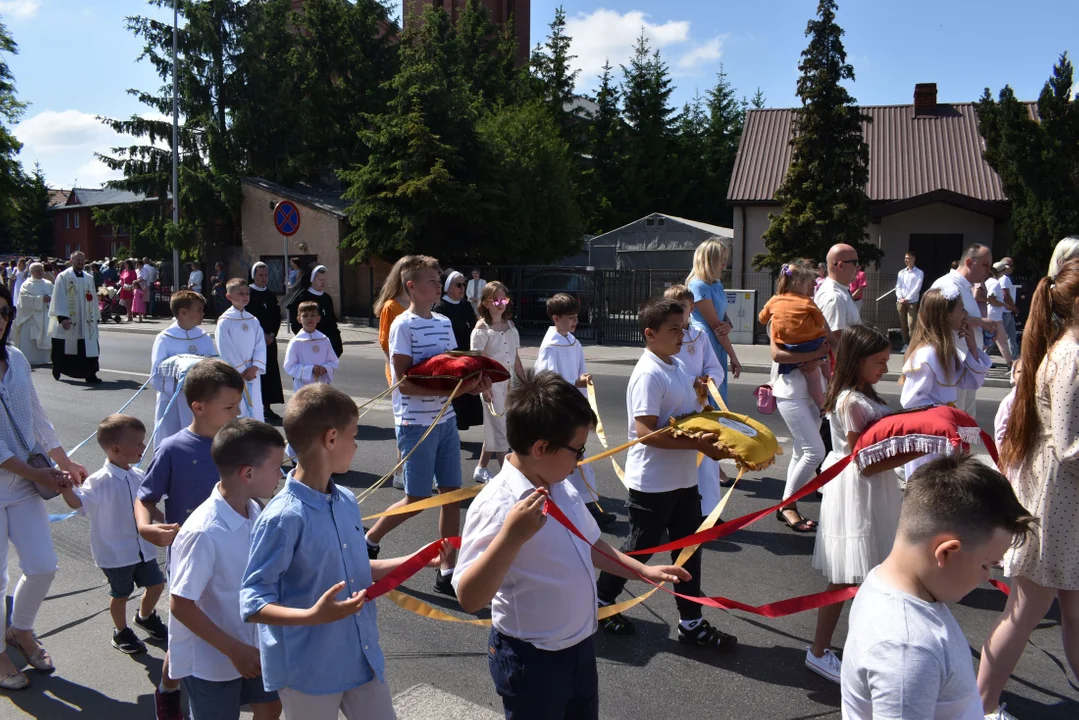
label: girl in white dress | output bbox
[470,282,524,483]
[899,287,992,478]
[978,260,1079,716]
[805,324,900,685]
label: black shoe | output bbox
[587,503,617,528]
[433,570,456,598]
[598,610,635,635]
[134,610,168,642]
[677,619,737,652]
[52,366,60,380]
[154,686,183,720]
[86,375,103,384]
[112,627,147,655]
[264,408,282,423]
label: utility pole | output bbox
[171,0,181,291]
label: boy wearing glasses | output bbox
[363,255,490,597]
[454,370,690,719]
[594,297,736,650]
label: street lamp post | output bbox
[171,0,180,291]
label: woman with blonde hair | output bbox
[685,238,742,402]
[375,256,413,387]
[977,259,1079,718]
[1048,235,1079,279]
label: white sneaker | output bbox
[391,471,404,490]
[804,647,842,685]
[473,467,493,484]
[986,706,1018,720]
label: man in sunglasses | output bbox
[49,251,103,384]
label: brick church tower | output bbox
[404,0,531,67]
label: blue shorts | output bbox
[777,337,826,375]
[182,675,279,720]
[396,421,463,498]
[101,560,166,599]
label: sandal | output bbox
[598,611,635,636]
[5,627,55,673]
[677,619,737,651]
[0,668,29,691]
[776,508,817,533]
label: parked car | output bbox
[516,271,600,328]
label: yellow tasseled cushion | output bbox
[669,410,782,471]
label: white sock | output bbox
[366,538,379,549]
[679,618,703,631]
[440,568,453,577]
[159,682,179,694]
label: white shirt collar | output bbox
[294,329,326,341]
[307,288,324,297]
[249,284,267,292]
[500,461,542,500]
[162,321,208,340]
[542,326,577,346]
[210,484,255,532]
[104,460,133,480]
[220,306,252,320]
[821,276,848,294]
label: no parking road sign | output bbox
[274,200,301,237]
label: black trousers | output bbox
[488,630,598,720]
[596,486,704,620]
[51,339,99,379]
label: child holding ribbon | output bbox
[470,281,524,484]
[805,324,900,685]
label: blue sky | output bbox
[3,0,1077,188]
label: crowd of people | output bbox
[0,236,1075,720]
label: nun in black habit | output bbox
[434,269,483,430]
[248,262,285,422]
[284,263,344,358]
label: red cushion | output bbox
[405,353,511,393]
[852,405,991,473]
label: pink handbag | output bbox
[753,384,776,415]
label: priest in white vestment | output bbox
[15,262,53,366]
[49,252,102,383]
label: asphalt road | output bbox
[2,328,1075,720]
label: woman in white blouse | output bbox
[0,284,88,690]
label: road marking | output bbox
[101,368,150,378]
[392,683,501,720]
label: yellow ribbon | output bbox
[707,377,728,412]
[362,485,484,521]
[585,380,627,486]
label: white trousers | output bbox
[776,397,826,501]
[0,493,58,649]
[698,457,722,516]
[278,678,396,720]
[956,387,978,418]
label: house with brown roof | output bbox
[727,83,1017,286]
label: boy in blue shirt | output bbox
[135,358,244,720]
[241,384,450,720]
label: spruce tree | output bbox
[16,164,53,256]
[0,18,26,249]
[978,53,1079,273]
[672,91,710,222]
[582,60,624,233]
[455,0,518,106]
[757,0,876,270]
[702,65,747,227]
[531,5,579,140]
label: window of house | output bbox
[64,215,69,229]
[74,213,80,229]
[65,244,71,256]
[75,243,81,252]
[111,241,117,256]
[657,218,666,226]
[646,218,655,226]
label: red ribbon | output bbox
[367,536,462,600]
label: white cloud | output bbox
[564,9,723,90]
[0,1,41,21]
[678,36,724,70]
[14,109,172,188]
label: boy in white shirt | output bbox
[595,297,736,650]
[363,255,490,597]
[59,415,168,655]
[150,290,216,441]
[283,301,339,391]
[168,418,284,720]
[663,284,726,515]
[533,292,613,527]
[841,456,1034,720]
[454,370,689,719]
[215,278,266,421]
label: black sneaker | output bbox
[264,408,282,423]
[433,570,456,598]
[598,610,635,635]
[112,627,146,655]
[51,366,60,380]
[86,375,103,384]
[677,619,737,652]
[134,610,168,642]
[154,686,183,720]
[588,503,617,528]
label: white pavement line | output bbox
[392,683,502,720]
[101,368,150,378]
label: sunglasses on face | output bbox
[453,282,465,288]
[490,298,510,306]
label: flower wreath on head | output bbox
[938,283,961,302]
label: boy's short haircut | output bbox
[400,255,441,287]
[663,284,694,303]
[637,296,684,334]
[284,384,358,453]
[97,414,146,449]
[183,359,246,408]
[546,293,579,319]
[297,300,320,317]
[901,456,1037,548]
[170,289,206,315]
[211,418,286,476]
[225,277,248,294]
[506,370,596,456]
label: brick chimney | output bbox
[914,83,938,115]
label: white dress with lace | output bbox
[812,390,903,585]
[470,320,520,453]
[1003,337,1079,589]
